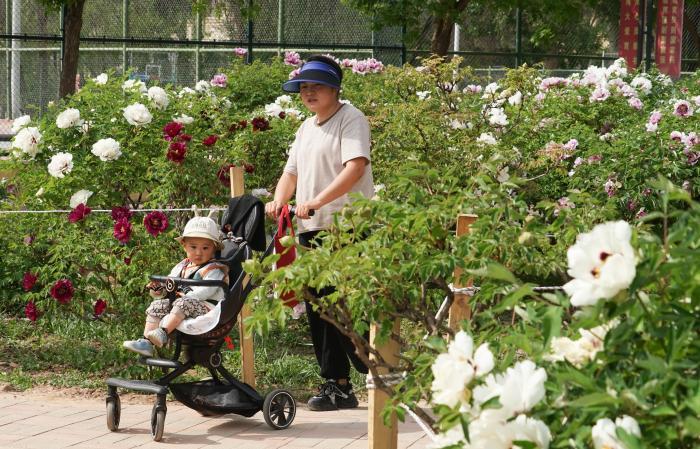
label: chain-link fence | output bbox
[2,0,700,138]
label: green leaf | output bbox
[615,428,643,449]
[649,405,676,416]
[567,392,619,407]
[480,262,518,284]
[512,441,537,449]
[541,306,561,349]
[495,283,535,311]
[683,416,700,437]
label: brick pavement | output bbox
[0,391,430,448]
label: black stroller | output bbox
[105,195,296,441]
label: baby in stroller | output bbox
[123,213,228,357]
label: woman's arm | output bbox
[266,171,298,219]
[295,157,367,219]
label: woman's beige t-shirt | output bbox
[283,103,374,233]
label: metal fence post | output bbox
[10,0,21,118]
[247,0,254,63]
[277,0,284,57]
[515,8,522,67]
[6,0,12,118]
[122,0,128,74]
[195,8,201,82]
[644,0,654,71]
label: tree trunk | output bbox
[431,16,454,56]
[59,0,86,98]
[684,10,700,70]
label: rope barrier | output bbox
[365,372,405,390]
[0,208,222,215]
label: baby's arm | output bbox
[147,260,187,298]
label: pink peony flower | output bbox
[68,204,91,223]
[604,179,618,197]
[110,206,133,222]
[649,110,662,124]
[50,279,74,304]
[340,58,355,68]
[202,135,218,146]
[234,47,248,57]
[210,73,228,88]
[539,77,568,91]
[288,68,301,80]
[636,208,647,219]
[143,211,169,237]
[93,299,107,317]
[588,155,603,163]
[352,60,369,75]
[670,131,685,141]
[167,141,187,164]
[25,301,38,321]
[686,151,700,166]
[673,100,693,117]
[563,139,579,151]
[23,235,35,245]
[284,51,302,66]
[628,97,643,110]
[163,121,183,139]
[22,272,38,292]
[113,218,132,244]
[554,196,576,216]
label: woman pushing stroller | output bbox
[123,214,228,357]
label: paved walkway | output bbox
[0,391,430,448]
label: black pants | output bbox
[298,231,368,380]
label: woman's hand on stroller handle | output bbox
[288,205,315,219]
[265,200,315,220]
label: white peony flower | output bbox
[630,76,652,95]
[251,188,271,198]
[477,132,497,145]
[12,127,43,158]
[508,91,523,106]
[47,152,74,178]
[122,78,146,93]
[122,103,152,126]
[178,87,195,97]
[265,102,285,117]
[275,95,293,108]
[507,414,551,449]
[416,90,431,100]
[474,360,546,416]
[91,138,122,161]
[11,115,31,133]
[592,415,641,449]
[427,424,467,449]
[94,73,108,85]
[173,114,194,125]
[56,108,84,129]
[69,189,93,208]
[563,221,636,307]
[431,331,494,408]
[195,80,210,92]
[489,107,509,126]
[147,86,169,110]
[482,82,499,97]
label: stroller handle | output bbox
[287,205,315,218]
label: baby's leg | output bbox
[161,297,210,333]
[144,299,172,336]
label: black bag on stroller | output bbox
[105,195,296,441]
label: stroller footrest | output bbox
[107,378,168,395]
[140,357,182,370]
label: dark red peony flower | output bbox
[143,211,169,237]
[110,206,133,222]
[22,272,38,292]
[93,299,107,317]
[163,121,184,139]
[25,301,38,321]
[217,163,236,186]
[202,134,219,147]
[228,120,248,133]
[124,257,132,265]
[244,163,255,174]
[251,116,270,132]
[178,133,193,142]
[278,111,286,119]
[113,218,132,244]
[50,279,75,304]
[167,141,187,164]
[68,203,92,223]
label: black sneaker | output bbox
[307,380,359,411]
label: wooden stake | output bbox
[230,165,255,388]
[448,214,477,331]
[368,319,400,449]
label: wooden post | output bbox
[368,319,400,449]
[230,166,255,388]
[448,214,477,330]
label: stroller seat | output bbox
[105,194,296,441]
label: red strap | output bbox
[274,205,298,307]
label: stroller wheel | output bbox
[150,406,166,441]
[263,389,296,430]
[106,395,121,431]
